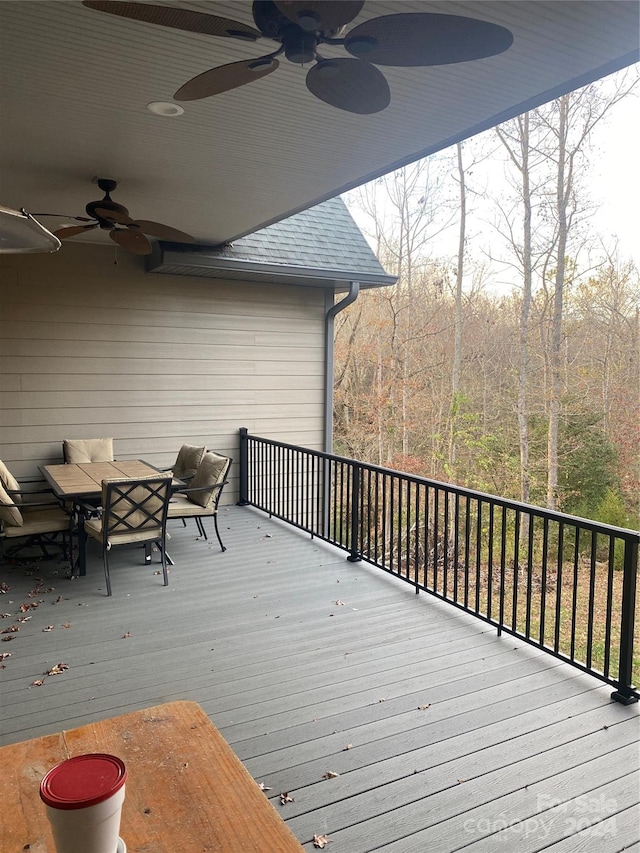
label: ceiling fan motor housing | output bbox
[85,179,129,227]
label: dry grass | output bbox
[415,557,640,690]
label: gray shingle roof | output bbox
[226,196,389,278]
[149,196,396,290]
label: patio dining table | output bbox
[40,460,177,577]
[40,460,163,502]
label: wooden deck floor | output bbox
[1,506,638,852]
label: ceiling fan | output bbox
[82,0,514,114]
[46,179,196,256]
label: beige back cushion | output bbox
[173,444,206,480]
[64,438,114,464]
[101,474,172,534]
[0,480,23,527]
[187,453,229,508]
[0,460,21,504]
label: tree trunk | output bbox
[448,142,466,477]
[547,95,569,510]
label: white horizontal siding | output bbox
[0,245,328,497]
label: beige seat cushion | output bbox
[186,453,229,508]
[0,460,21,503]
[167,493,214,519]
[173,444,206,480]
[0,480,23,528]
[4,505,69,538]
[64,438,114,464]
[84,517,168,546]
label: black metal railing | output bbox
[238,429,639,704]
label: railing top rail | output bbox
[241,431,640,542]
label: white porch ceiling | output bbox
[1,1,638,249]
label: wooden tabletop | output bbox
[1,700,305,852]
[41,460,164,500]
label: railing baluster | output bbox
[540,518,549,647]
[512,511,521,633]
[475,500,482,614]
[570,528,580,661]
[586,529,598,669]
[612,537,639,703]
[603,535,615,679]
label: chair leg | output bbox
[195,516,207,540]
[103,549,112,597]
[158,539,168,586]
[213,514,226,552]
[155,540,174,567]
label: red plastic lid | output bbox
[40,754,126,810]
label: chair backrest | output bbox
[63,438,114,464]
[186,453,231,509]
[172,444,206,480]
[100,475,172,544]
[0,479,23,529]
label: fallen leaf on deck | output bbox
[322,771,339,779]
[1,624,19,633]
[17,616,32,622]
[257,782,272,791]
[0,582,11,593]
[418,704,431,710]
[53,596,63,604]
[0,652,12,660]
[61,623,71,629]
[280,792,294,805]
[1,635,15,642]
[335,600,345,606]
[31,679,45,686]
[313,835,331,848]
[20,602,39,612]
[43,626,54,632]
[1,613,12,618]
[123,631,131,639]
[47,663,69,675]
[343,744,353,750]
[378,698,386,702]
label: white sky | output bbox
[345,66,640,289]
[589,89,640,267]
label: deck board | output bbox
[1,506,638,852]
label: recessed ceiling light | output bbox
[147,101,184,117]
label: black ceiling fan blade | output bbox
[110,228,153,255]
[134,220,195,243]
[306,58,390,114]
[53,224,98,239]
[345,13,514,66]
[274,1,363,32]
[94,207,136,226]
[82,2,261,41]
[175,56,279,101]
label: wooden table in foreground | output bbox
[0,700,305,853]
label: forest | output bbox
[336,69,640,530]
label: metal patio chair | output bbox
[167,452,231,552]
[83,474,172,596]
[0,460,72,564]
